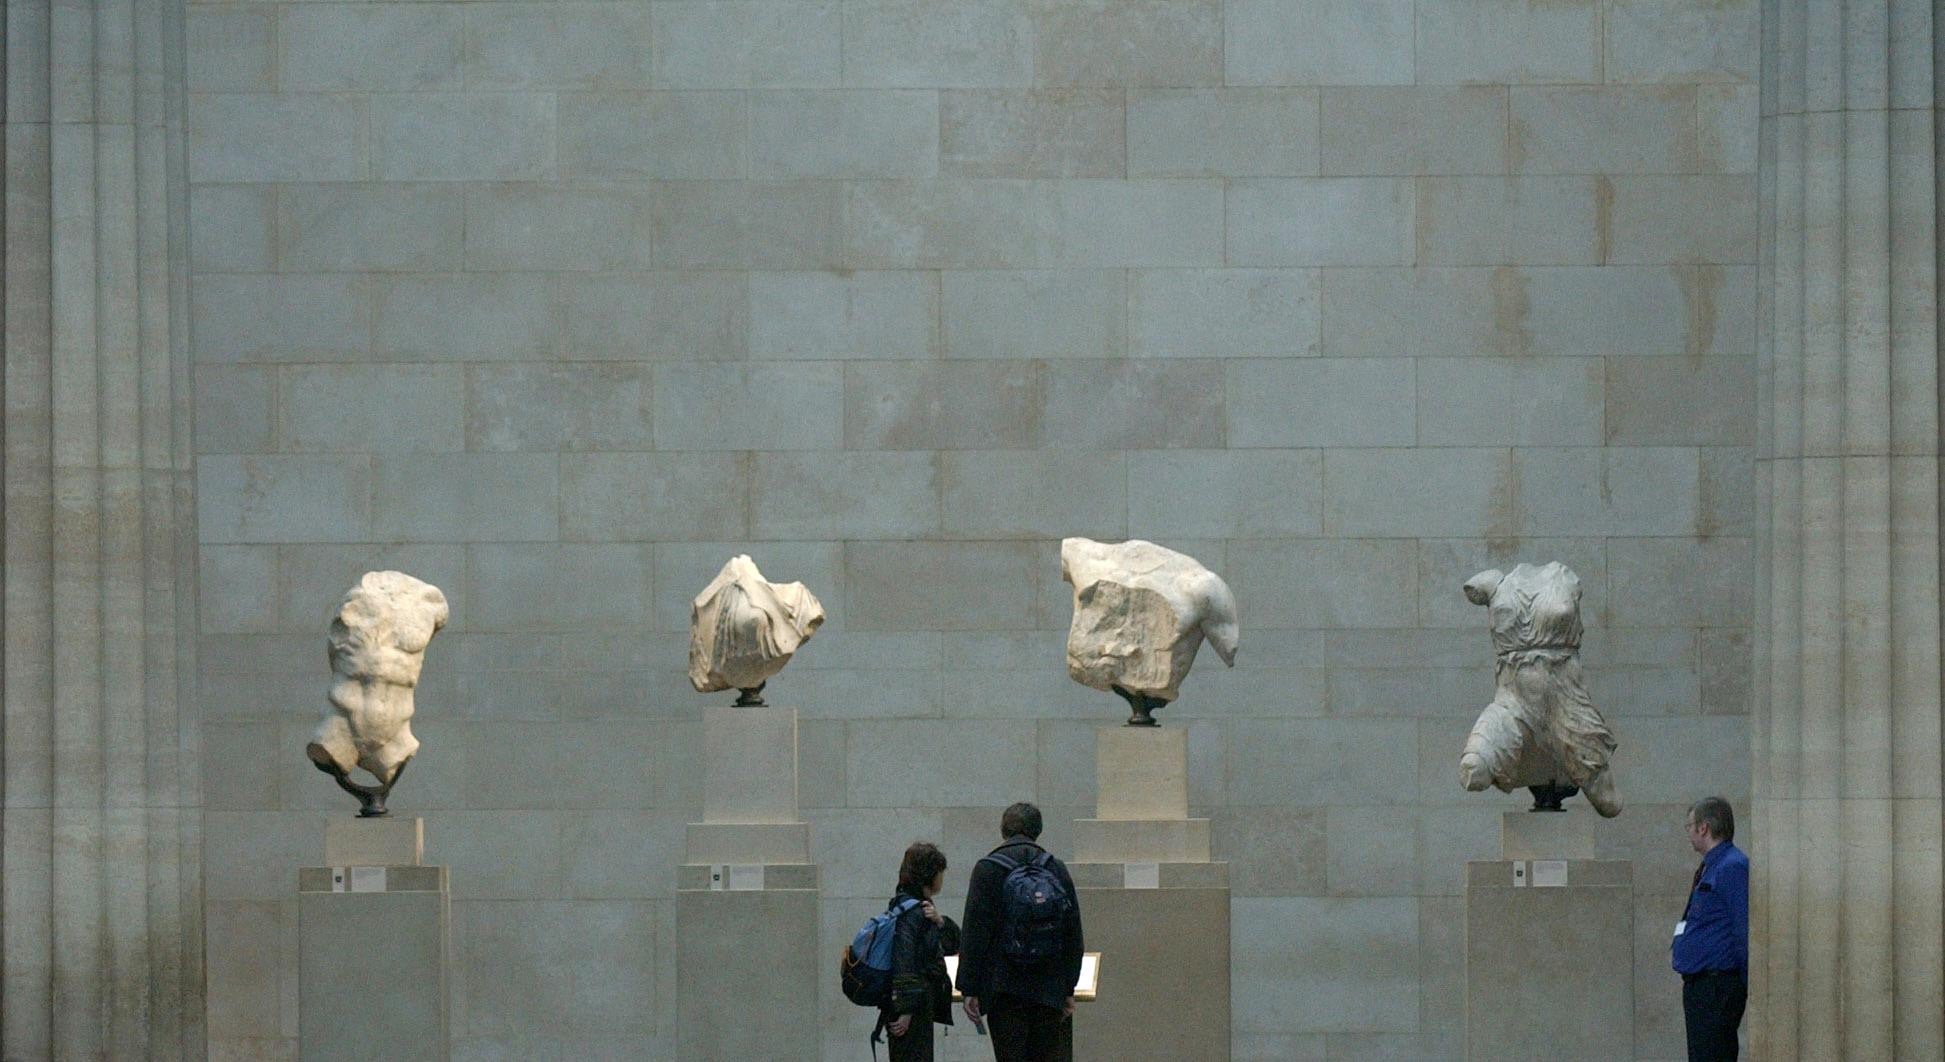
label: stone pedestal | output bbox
[1464,834,1632,1062]
[325,816,425,867]
[299,819,449,1062]
[676,706,819,1061]
[1070,727,1229,1061]
[1073,728,1211,862]
[702,704,800,824]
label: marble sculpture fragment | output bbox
[1061,537,1239,726]
[1458,562,1622,817]
[688,554,825,706]
[307,570,449,817]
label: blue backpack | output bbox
[982,847,1073,964]
[841,897,921,1007]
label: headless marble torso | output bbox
[307,571,447,816]
[1461,562,1621,817]
[687,555,825,705]
[1060,537,1239,725]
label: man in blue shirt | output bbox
[1673,796,1749,1061]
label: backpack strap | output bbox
[979,841,1046,873]
[870,898,923,948]
[979,851,1021,873]
[886,897,922,934]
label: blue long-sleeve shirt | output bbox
[1672,840,1748,974]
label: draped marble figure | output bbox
[688,555,825,706]
[307,571,450,817]
[1458,562,1621,817]
[1061,537,1239,726]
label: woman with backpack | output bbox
[883,841,961,1060]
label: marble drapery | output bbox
[1754,0,1943,1056]
[2,0,203,1056]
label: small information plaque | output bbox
[330,868,348,893]
[349,866,387,893]
[727,863,766,891]
[1512,861,1528,887]
[1532,860,1568,888]
[1123,862,1161,889]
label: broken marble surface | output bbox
[307,570,449,815]
[1459,562,1622,817]
[1061,537,1239,725]
[688,555,825,704]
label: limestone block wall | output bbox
[183,1,1760,1058]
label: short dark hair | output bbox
[1688,796,1735,842]
[898,842,948,892]
[1001,802,1043,840]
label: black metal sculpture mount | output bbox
[734,681,768,707]
[1528,781,1579,812]
[311,755,411,818]
[1112,685,1170,727]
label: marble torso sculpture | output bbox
[688,555,825,706]
[307,571,449,817]
[1061,537,1239,726]
[1458,562,1621,816]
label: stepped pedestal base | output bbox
[1068,727,1230,1061]
[300,819,448,1062]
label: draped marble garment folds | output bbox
[687,555,825,698]
[1459,562,1621,817]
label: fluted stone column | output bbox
[2,0,203,1057]
[1755,1,1943,1058]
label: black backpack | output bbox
[981,847,1073,964]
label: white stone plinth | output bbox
[298,863,449,1062]
[1079,726,1209,862]
[1072,818,1211,863]
[682,821,812,865]
[703,705,799,823]
[1096,727,1189,820]
[687,705,812,863]
[676,878,820,1061]
[1500,809,1595,861]
[325,816,425,867]
[1464,860,1632,1062]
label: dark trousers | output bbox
[986,997,1072,1062]
[1682,969,1747,1062]
[887,1015,935,1062]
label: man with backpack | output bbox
[955,802,1084,1062]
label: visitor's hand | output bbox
[1064,995,1076,1018]
[963,995,982,1022]
[922,900,942,926]
[889,1014,912,1038]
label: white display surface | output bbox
[946,953,1101,1002]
